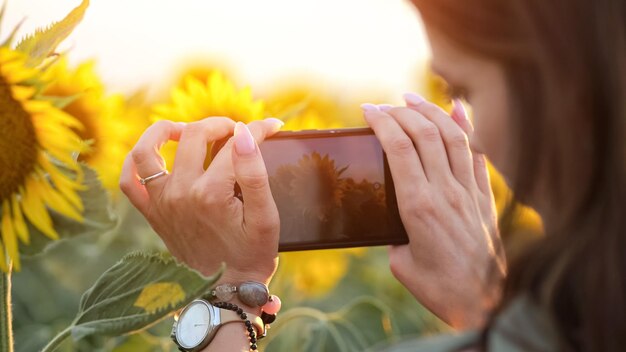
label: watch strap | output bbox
[219,308,266,337]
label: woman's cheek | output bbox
[470,106,508,174]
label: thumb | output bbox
[231,122,279,234]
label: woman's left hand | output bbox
[363,97,506,330]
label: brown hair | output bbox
[410,0,626,350]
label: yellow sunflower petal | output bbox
[0,60,36,83]
[27,102,84,130]
[0,238,7,272]
[0,47,24,63]
[20,184,59,240]
[10,85,36,101]
[2,200,20,271]
[33,178,82,222]
[11,195,29,245]
[187,76,208,102]
[36,126,83,156]
[38,157,84,209]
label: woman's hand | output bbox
[120,117,284,286]
[363,96,506,330]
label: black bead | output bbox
[237,308,243,314]
[261,312,276,324]
[241,312,247,319]
[247,326,254,333]
[250,337,257,344]
[251,344,257,350]
[245,321,252,327]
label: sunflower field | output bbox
[0,1,543,351]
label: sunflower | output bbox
[152,70,265,168]
[288,152,347,221]
[265,86,345,129]
[42,58,145,192]
[265,85,369,130]
[277,248,365,298]
[0,48,86,271]
[153,70,264,123]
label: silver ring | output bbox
[139,170,168,185]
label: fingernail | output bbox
[452,99,468,121]
[360,103,380,112]
[403,92,426,106]
[378,104,393,112]
[264,117,285,132]
[234,122,256,155]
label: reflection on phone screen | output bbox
[260,134,406,249]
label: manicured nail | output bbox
[378,104,393,112]
[233,122,256,155]
[452,99,468,121]
[360,103,380,112]
[403,92,426,106]
[264,117,285,132]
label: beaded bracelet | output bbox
[206,281,270,307]
[213,301,260,351]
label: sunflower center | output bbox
[0,77,39,201]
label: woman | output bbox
[120,0,626,350]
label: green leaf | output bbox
[21,164,117,257]
[70,251,222,341]
[16,0,89,66]
[263,297,394,352]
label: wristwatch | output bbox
[171,299,265,351]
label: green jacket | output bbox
[381,296,561,351]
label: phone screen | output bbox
[259,128,408,251]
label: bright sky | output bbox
[3,0,431,101]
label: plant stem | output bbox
[0,268,13,352]
[41,326,71,352]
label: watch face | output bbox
[176,301,211,349]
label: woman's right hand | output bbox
[363,96,506,330]
[120,117,284,287]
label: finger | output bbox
[120,154,149,215]
[404,95,474,189]
[450,99,492,194]
[378,104,394,112]
[450,99,473,136]
[231,122,280,238]
[361,105,428,204]
[131,120,185,195]
[472,153,491,195]
[172,117,236,181]
[205,118,284,186]
[386,107,452,182]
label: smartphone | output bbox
[214,127,408,251]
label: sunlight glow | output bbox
[4,0,430,100]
